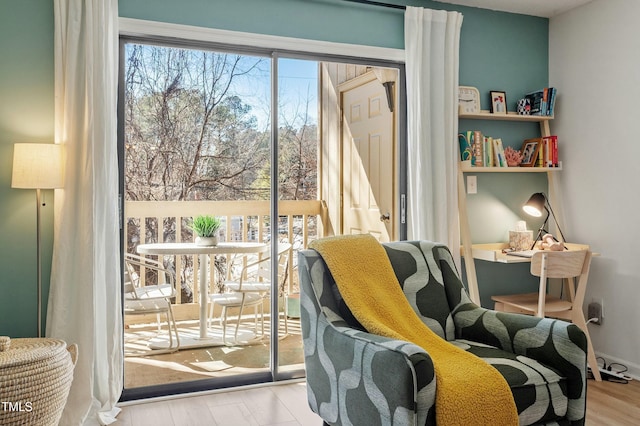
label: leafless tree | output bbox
[124,44,268,202]
[123,44,318,300]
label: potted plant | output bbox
[190,215,222,246]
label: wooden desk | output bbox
[137,242,268,344]
[463,242,592,263]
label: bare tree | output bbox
[123,44,319,300]
[124,44,268,202]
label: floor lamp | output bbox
[11,143,64,337]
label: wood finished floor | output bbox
[115,378,640,425]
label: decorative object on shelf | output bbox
[190,215,221,246]
[520,138,541,167]
[523,192,567,249]
[504,146,524,166]
[11,143,65,337]
[509,220,533,251]
[516,98,531,115]
[458,86,480,114]
[490,90,507,114]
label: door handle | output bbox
[379,212,390,223]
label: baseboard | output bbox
[594,351,639,380]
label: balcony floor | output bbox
[124,317,303,389]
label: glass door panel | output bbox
[274,58,319,373]
[122,40,273,391]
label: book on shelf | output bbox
[540,135,559,167]
[492,138,507,167]
[458,132,473,163]
[547,88,557,116]
[484,136,494,167]
[459,130,509,168]
[525,87,556,116]
[474,130,483,166]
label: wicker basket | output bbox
[0,336,77,426]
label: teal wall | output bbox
[0,0,549,337]
[0,0,55,337]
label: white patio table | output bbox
[136,242,268,347]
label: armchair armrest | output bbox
[454,304,587,369]
[299,249,436,426]
[453,303,587,421]
[303,312,436,426]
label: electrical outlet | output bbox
[467,175,477,194]
[588,302,603,325]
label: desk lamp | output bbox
[523,192,566,250]
[12,143,64,337]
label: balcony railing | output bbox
[124,199,326,322]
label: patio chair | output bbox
[124,253,180,355]
[208,242,292,344]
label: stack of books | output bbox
[538,135,559,167]
[524,88,557,116]
[458,130,507,167]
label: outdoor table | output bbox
[136,242,268,347]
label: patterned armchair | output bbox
[299,240,587,426]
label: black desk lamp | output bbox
[523,192,566,249]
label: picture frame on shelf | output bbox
[520,138,541,167]
[458,86,481,114]
[490,90,507,114]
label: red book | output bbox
[550,135,558,166]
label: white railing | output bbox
[125,200,326,312]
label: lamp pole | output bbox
[36,188,43,337]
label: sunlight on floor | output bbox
[124,317,304,389]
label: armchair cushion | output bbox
[452,339,567,425]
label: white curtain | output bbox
[405,7,463,266]
[48,0,122,424]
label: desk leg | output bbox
[199,253,208,339]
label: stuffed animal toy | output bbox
[539,233,565,251]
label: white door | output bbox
[339,71,396,242]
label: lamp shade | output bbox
[523,192,546,217]
[12,143,64,189]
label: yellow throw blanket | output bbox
[310,235,518,426]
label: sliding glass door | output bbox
[118,36,403,401]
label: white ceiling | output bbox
[435,0,594,18]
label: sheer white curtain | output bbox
[48,0,122,424]
[405,7,463,266]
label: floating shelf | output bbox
[460,162,562,173]
[459,111,554,122]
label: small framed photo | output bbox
[490,91,507,114]
[520,138,541,167]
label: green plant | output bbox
[189,215,222,237]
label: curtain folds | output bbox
[49,1,122,424]
[404,7,463,267]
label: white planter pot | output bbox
[195,236,218,246]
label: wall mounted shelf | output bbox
[460,163,562,173]
[460,111,554,122]
[457,110,560,305]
